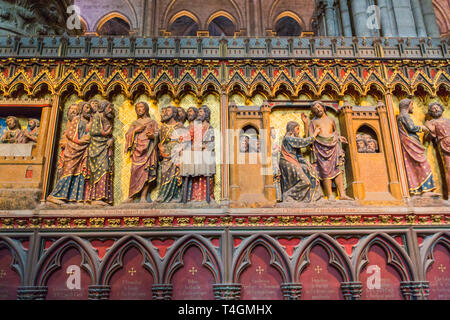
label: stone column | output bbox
[213,284,241,300]
[261,102,276,202]
[88,285,111,300]
[17,286,48,300]
[339,0,353,36]
[386,0,399,36]
[350,0,371,37]
[341,282,363,300]
[229,102,240,202]
[325,0,337,37]
[378,0,394,37]
[392,0,417,37]
[152,284,173,300]
[280,283,302,300]
[410,0,427,37]
[420,0,441,37]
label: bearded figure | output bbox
[124,102,159,203]
[425,102,449,199]
[156,105,187,203]
[47,104,91,205]
[85,101,115,206]
[0,116,26,144]
[23,118,40,143]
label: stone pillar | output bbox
[378,0,394,37]
[152,284,173,300]
[88,285,111,300]
[280,283,302,300]
[213,284,241,300]
[229,101,240,202]
[341,282,363,300]
[377,102,402,200]
[339,0,353,36]
[392,0,417,37]
[17,286,48,300]
[410,0,427,37]
[420,0,441,37]
[261,102,276,202]
[325,0,337,37]
[350,0,371,37]
[386,0,399,36]
[400,281,430,300]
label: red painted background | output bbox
[427,244,450,300]
[0,248,21,300]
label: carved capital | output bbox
[213,283,241,300]
[17,286,48,300]
[88,285,111,300]
[280,283,302,300]
[400,281,430,300]
[152,284,173,300]
[341,282,362,300]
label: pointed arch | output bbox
[353,233,416,282]
[99,235,160,285]
[232,234,291,283]
[163,235,223,283]
[294,233,353,283]
[420,233,450,278]
[94,12,133,35]
[206,10,239,31]
[0,236,27,285]
[33,236,98,286]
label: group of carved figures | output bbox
[0,116,39,144]
[270,100,450,203]
[271,101,352,202]
[46,100,215,206]
[397,99,449,199]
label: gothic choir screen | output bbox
[0,0,448,301]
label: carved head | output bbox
[356,135,367,152]
[187,106,198,122]
[176,107,187,124]
[161,105,177,123]
[98,101,109,113]
[104,103,115,120]
[28,118,40,130]
[5,116,20,130]
[239,135,249,153]
[135,101,150,118]
[399,98,413,114]
[428,102,444,119]
[366,138,379,153]
[197,105,211,123]
[311,101,325,118]
[67,104,80,121]
[286,121,300,137]
[81,102,92,119]
[89,100,100,113]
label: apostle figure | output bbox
[366,138,379,153]
[397,98,436,196]
[309,101,352,200]
[270,127,283,202]
[86,101,114,206]
[0,116,25,143]
[23,119,40,143]
[279,118,323,202]
[189,105,216,203]
[156,105,185,203]
[47,104,91,205]
[124,102,159,203]
[180,107,197,202]
[356,134,367,153]
[425,102,449,199]
[239,135,250,153]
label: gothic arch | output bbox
[272,11,305,34]
[163,235,223,283]
[94,12,133,35]
[0,236,27,285]
[353,233,416,282]
[232,235,291,283]
[294,233,353,283]
[420,233,450,279]
[167,10,201,31]
[57,79,81,97]
[33,236,98,286]
[99,235,159,285]
[206,10,239,31]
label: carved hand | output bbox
[339,136,348,144]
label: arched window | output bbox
[274,16,301,36]
[169,16,199,36]
[208,16,236,36]
[240,125,259,153]
[97,17,131,36]
[356,125,380,154]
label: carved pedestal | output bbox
[341,282,363,300]
[213,283,241,300]
[88,285,111,300]
[280,283,302,300]
[152,284,173,300]
[17,286,48,300]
